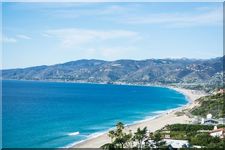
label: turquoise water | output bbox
[2,80,187,148]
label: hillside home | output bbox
[200,114,219,125]
[210,128,225,139]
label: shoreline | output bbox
[66,107,178,148]
[72,86,207,148]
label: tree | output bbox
[108,130,116,142]
[101,143,116,150]
[107,122,132,149]
[133,127,148,149]
[152,132,165,148]
[114,122,126,148]
[124,130,133,149]
[116,122,125,130]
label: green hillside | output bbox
[190,93,225,118]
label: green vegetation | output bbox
[102,123,225,149]
[133,127,147,149]
[190,133,224,148]
[105,122,133,149]
[101,89,225,149]
[102,122,134,149]
[160,124,225,149]
[101,122,166,149]
[168,124,214,131]
[190,93,225,118]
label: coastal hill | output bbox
[2,56,224,89]
[190,93,225,118]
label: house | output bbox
[202,119,219,125]
[200,114,219,125]
[163,139,189,148]
[209,128,225,139]
[196,114,224,125]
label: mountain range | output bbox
[2,56,224,90]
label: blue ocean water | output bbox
[2,80,188,148]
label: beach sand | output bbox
[73,87,207,148]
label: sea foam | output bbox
[68,131,80,136]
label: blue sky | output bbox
[2,2,223,69]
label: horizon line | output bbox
[2,55,224,70]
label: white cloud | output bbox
[120,6,223,27]
[1,36,17,43]
[44,4,130,19]
[1,34,31,44]
[45,28,139,48]
[16,34,31,40]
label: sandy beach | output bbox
[73,87,207,148]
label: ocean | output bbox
[2,80,188,148]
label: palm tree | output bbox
[115,122,125,141]
[107,122,127,149]
[108,130,116,142]
[115,122,125,148]
[133,127,148,149]
[124,130,134,149]
[105,122,135,149]
[152,132,165,148]
[116,122,124,130]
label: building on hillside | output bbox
[163,139,189,149]
[201,118,219,125]
[209,128,225,139]
[200,114,221,125]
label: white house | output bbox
[210,128,225,139]
[163,139,189,148]
[203,119,219,125]
[200,114,219,125]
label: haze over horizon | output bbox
[2,2,223,69]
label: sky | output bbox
[2,2,223,69]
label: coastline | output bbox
[72,87,207,148]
